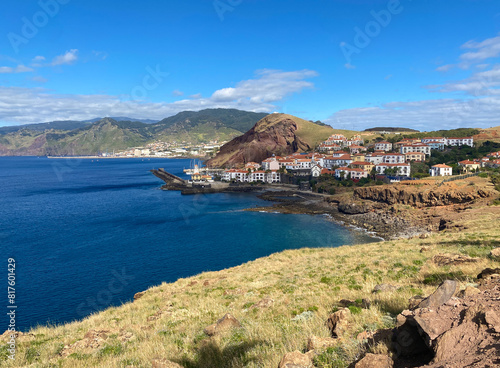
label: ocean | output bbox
[0,157,378,331]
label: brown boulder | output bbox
[459,286,481,298]
[418,280,459,309]
[133,291,145,300]
[490,247,500,260]
[355,353,393,368]
[278,350,313,368]
[394,279,500,367]
[432,253,478,266]
[204,313,242,336]
[326,308,350,337]
[306,335,337,351]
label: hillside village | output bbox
[209,134,500,186]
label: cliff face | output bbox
[206,114,332,168]
[353,184,494,207]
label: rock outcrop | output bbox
[278,350,313,368]
[393,277,500,367]
[204,313,242,336]
[354,184,493,207]
[206,113,332,167]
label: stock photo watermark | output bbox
[340,0,410,68]
[8,0,71,54]
[213,0,242,21]
[6,258,17,360]
[52,157,82,182]
[178,194,211,225]
[76,267,135,317]
[128,64,169,101]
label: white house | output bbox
[446,137,474,147]
[421,137,446,144]
[400,143,431,156]
[323,154,352,169]
[429,164,452,177]
[261,157,280,171]
[365,152,386,165]
[383,153,406,164]
[335,167,368,180]
[376,163,411,177]
[374,141,393,152]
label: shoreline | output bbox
[243,190,430,240]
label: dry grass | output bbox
[2,208,499,367]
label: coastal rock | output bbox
[278,350,313,368]
[306,335,338,351]
[417,280,459,309]
[355,353,393,368]
[431,253,478,266]
[353,184,494,208]
[204,313,242,336]
[133,291,145,300]
[326,308,350,337]
[393,278,500,367]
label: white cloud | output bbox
[172,90,184,97]
[0,65,34,74]
[437,34,500,71]
[327,34,500,131]
[210,69,317,104]
[33,56,45,62]
[436,64,454,72]
[344,63,356,69]
[0,69,318,125]
[427,65,500,96]
[326,97,500,131]
[51,49,78,66]
[460,34,500,63]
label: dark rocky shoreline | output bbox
[245,190,435,240]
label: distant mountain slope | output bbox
[0,117,159,135]
[151,109,269,143]
[0,120,92,134]
[0,118,153,156]
[0,109,270,156]
[205,113,334,168]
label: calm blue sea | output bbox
[0,157,378,331]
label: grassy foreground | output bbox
[2,207,499,367]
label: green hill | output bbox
[0,109,269,156]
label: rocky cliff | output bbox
[353,182,494,207]
[206,113,334,167]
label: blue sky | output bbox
[0,0,499,131]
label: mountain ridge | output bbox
[0,109,269,156]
